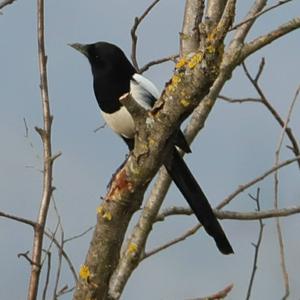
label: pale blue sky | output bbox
[0,1,300,299]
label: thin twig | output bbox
[42,250,51,300]
[0,0,16,10]
[93,122,106,133]
[53,230,64,300]
[130,0,160,70]
[218,95,261,104]
[230,0,292,31]
[139,54,179,74]
[246,189,264,300]
[142,223,200,260]
[64,226,94,243]
[0,210,36,227]
[219,155,300,209]
[57,285,75,298]
[44,230,78,283]
[51,197,64,300]
[18,251,35,265]
[23,117,29,138]
[186,283,234,300]
[242,62,300,168]
[273,85,299,300]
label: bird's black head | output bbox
[69,41,135,80]
[70,41,136,112]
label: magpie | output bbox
[70,41,233,255]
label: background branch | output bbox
[130,0,160,70]
[0,0,17,10]
[246,189,264,300]
[28,0,57,298]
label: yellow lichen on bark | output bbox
[188,52,203,69]
[79,265,91,281]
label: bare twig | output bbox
[156,205,300,222]
[18,251,35,265]
[186,283,234,300]
[53,230,64,300]
[42,250,51,300]
[130,0,160,70]
[93,122,106,133]
[0,210,77,284]
[0,0,16,10]
[28,0,56,298]
[57,285,75,298]
[246,189,264,300]
[0,210,36,227]
[273,85,299,300]
[142,223,200,260]
[44,230,78,283]
[23,117,29,138]
[146,204,300,260]
[230,0,292,32]
[254,56,265,82]
[50,198,64,300]
[242,62,300,168]
[64,226,94,243]
[139,54,178,74]
[218,95,261,104]
[219,155,300,209]
[242,17,300,59]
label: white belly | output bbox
[101,106,135,138]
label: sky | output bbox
[0,0,300,299]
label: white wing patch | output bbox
[130,73,160,109]
[102,74,160,139]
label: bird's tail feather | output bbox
[164,148,234,255]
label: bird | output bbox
[70,41,233,255]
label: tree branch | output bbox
[156,205,300,222]
[187,283,233,300]
[246,189,264,300]
[180,0,205,56]
[0,0,17,10]
[218,155,300,209]
[218,94,261,104]
[139,54,178,73]
[242,62,300,168]
[230,0,291,32]
[130,0,160,70]
[0,210,36,227]
[28,0,56,298]
[272,85,299,300]
[242,17,300,59]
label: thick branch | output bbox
[204,0,227,30]
[230,0,267,44]
[180,0,205,55]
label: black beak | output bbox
[69,43,89,57]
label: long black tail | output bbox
[164,147,234,255]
